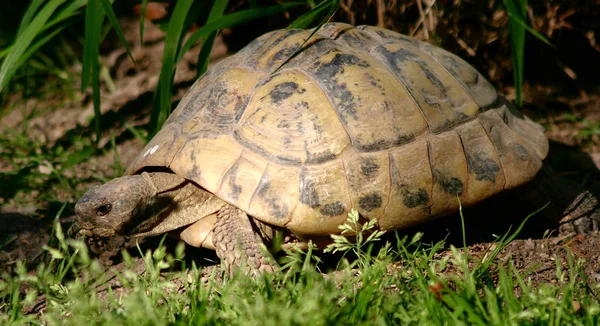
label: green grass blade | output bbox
[139,0,148,45]
[272,0,340,73]
[196,0,229,77]
[16,0,45,38]
[149,0,194,135]
[504,0,527,108]
[504,2,553,47]
[100,0,136,65]
[81,0,106,143]
[288,0,338,29]
[504,0,553,108]
[43,0,87,32]
[18,24,68,72]
[177,2,305,64]
[0,0,65,94]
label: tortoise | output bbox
[74,23,598,273]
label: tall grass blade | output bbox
[16,0,45,38]
[100,0,136,65]
[3,0,87,63]
[272,0,339,73]
[288,0,338,29]
[44,0,87,32]
[504,0,527,108]
[196,0,229,77]
[149,0,194,135]
[177,3,305,64]
[139,0,148,45]
[82,0,105,143]
[0,0,65,94]
[504,0,553,108]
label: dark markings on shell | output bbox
[299,169,345,217]
[320,201,345,217]
[189,150,201,179]
[420,43,498,110]
[269,81,299,105]
[433,170,464,195]
[296,121,305,134]
[299,170,320,208]
[177,81,248,137]
[223,159,243,201]
[358,193,382,211]
[360,160,379,177]
[255,174,288,220]
[337,30,380,50]
[374,45,468,133]
[514,143,530,161]
[305,150,336,165]
[402,188,430,209]
[232,132,303,165]
[379,46,446,97]
[356,133,415,152]
[272,46,299,62]
[269,29,303,50]
[466,152,500,182]
[311,52,370,121]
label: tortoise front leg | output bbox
[212,205,278,274]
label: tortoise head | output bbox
[74,174,161,237]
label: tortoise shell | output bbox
[126,23,549,237]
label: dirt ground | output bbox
[1,10,600,296]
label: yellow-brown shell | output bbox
[126,23,549,236]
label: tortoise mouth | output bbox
[69,221,117,238]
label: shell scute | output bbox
[342,149,391,220]
[298,40,429,152]
[289,161,351,236]
[372,42,480,134]
[234,69,350,165]
[455,119,506,205]
[379,139,433,230]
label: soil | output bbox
[1,9,600,309]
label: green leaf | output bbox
[272,0,340,73]
[288,0,338,29]
[82,0,106,143]
[196,0,229,77]
[177,2,305,64]
[149,0,194,135]
[504,0,553,47]
[0,0,65,93]
[139,0,148,45]
[504,0,527,108]
[44,0,87,32]
[16,0,45,38]
[100,0,136,65]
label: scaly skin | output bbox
[74,172,278,274]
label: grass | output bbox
[0,92,121,216]
[0,209,599,325]
[1,2,598,324]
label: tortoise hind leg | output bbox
[213,205,278,274]
[558,190,599,234]
[518,165,599,234]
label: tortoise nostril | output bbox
[96,204,112,216]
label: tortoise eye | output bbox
[96,204,112,216]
